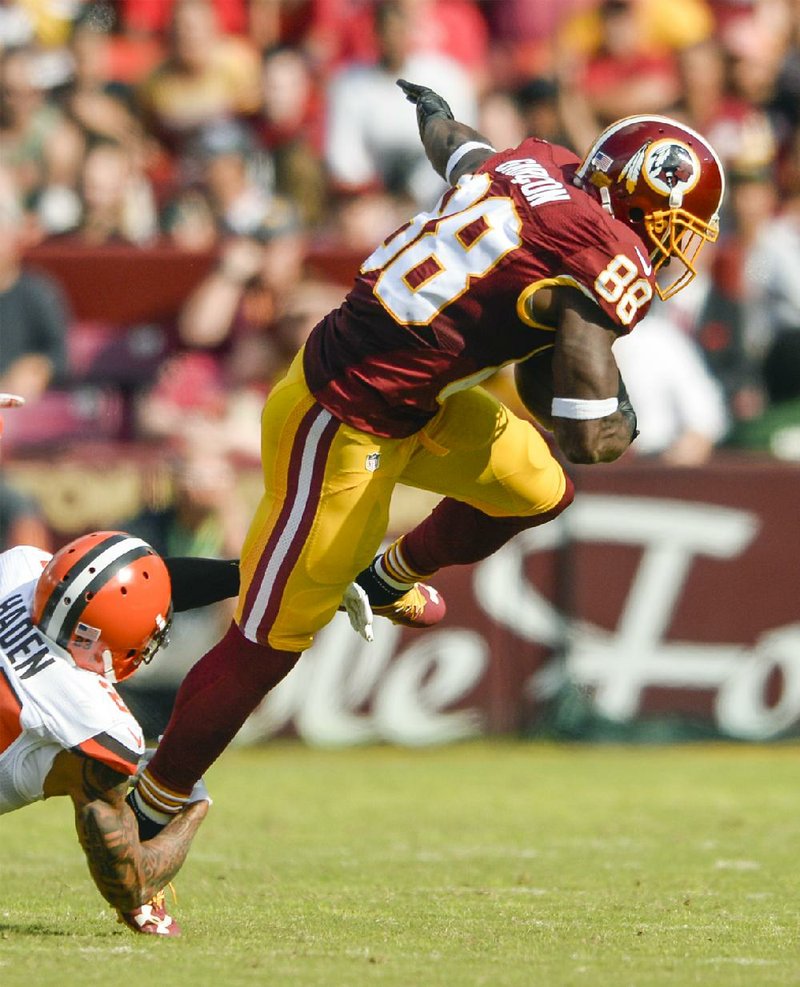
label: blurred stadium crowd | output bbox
[2,0,800,560]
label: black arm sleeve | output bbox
[164,557,240,612]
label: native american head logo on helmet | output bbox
[645,141,699,194]
[574,115,724,300]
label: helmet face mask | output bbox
[646,206,719,299]
[32,532,173,683]
[575,115,725,300]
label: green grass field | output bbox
[1,741,798,987]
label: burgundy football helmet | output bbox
[574,115,725,299]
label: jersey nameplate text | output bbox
[496,158,570,208]
[0,593,55,679]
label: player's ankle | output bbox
[355,560,408,607]
[127,787,170,840]
[129,767,191,840]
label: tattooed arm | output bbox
[46,751,208,912]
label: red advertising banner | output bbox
[228,455,800,746]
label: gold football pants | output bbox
[236,350,567,650]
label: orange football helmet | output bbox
[32,531,173,683]
[574,114,725,299]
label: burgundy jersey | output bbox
[304,137,656,438]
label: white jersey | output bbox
[0,546,144,815]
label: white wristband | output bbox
[445,142,496,183]
[551,396,619,420]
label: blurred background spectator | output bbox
[137,0,261,161]
[155,213,342,459]
[0,171,68,403]
[117,441,247,732]
[257,43,326,225]
[324,0,478,208]
[122,441,247,558]
[555,0,715,153]
[727,328,800,457]
[49,137,159,243]
[1,0,800,554]
[0,44,84,225]
[122,0,248,36]
[613,290,729,465]
[0,395,50,552]
[57,15,141,147]
[0,473,51,551]
[740,122,800,364]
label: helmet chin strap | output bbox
[598,185,614,216]
[101,648,117,681]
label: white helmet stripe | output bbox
[42,536,152,644]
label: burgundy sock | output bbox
[401,476,575,573]
[146,621,299,793]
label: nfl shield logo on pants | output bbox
[365,452,381,473]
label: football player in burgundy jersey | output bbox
[131,81,724,835]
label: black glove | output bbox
[617,373,639,443]
[397,78,454,137]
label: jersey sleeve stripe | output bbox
[72,732,140,776]
[0,668,23,754]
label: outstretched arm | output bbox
[164,556,240,612]
[49,752,208,912]
[397,79,495,185]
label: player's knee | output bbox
[554,470,575,515]
[229,620,270,656]
[227,621,301,685]
[517,469,574,527]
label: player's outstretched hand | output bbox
[397,79,453,136]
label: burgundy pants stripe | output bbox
[240,404,339,643]
[257,413,340,639]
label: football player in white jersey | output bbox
[0,531,225,937]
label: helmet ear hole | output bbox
[120,587,127,595]
[629,207,644,223]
